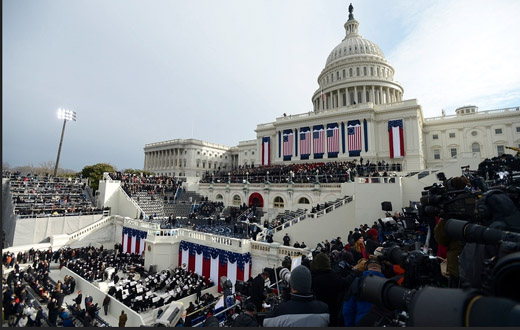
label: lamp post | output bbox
[228,172,231,184]
[315,169,320,183]
[246,171,249,184]
[289,170,294,184]
[53,108,76,176]
[266,171,269,183]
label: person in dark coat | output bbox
[103,294,111,315]
[74,290,82,307]
[283,233,291,246]
[232,303,258,327]
[119,310,128,327]
[310,252,346,326]
[263,265,329,327]
[250,271,269,312]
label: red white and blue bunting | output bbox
[178,241,252,293]
[122,227,147,255]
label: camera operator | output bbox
[250,270,269,312]
[341,256,390,327]
[262,265,329,327]
[232,302,258,327]
[433,176,471,288]
[310,253,346,326]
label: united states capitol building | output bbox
[3,5,520,327]
[143,8,520,180]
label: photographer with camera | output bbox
[310,252,346,326]
[232,302,258,327]
[341,256,390,326]
[262,265,329,327]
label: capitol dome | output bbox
[312,5,404,112]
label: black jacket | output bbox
[232,312,258,327]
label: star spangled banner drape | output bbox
[122,227,147,255]
[178,241,252,293]
[283,129,293,161]
[313,125,325,159]
[326,123,339,158]
[347,120,362,157]
[300,127,311,160]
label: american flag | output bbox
[348,120,362,157]
[283,130,293,158]
[313,126,324,155]
[300,128,311,156]
[388,119,405,158]
[327,124,339,154]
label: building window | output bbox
[245,152,247,156]
[495,128,503,134]
[298,197,310,204]
[252,151,255,155]
[516,127,520,133]
[232,195,241,206]
[434,149,440,160]
[471,131,478,136]
[337,71,340,80]
[356,67,360,76]
[497,145,505,155]
[472,142,480,153]
[216,194,223,200]
[197,151,200,155]
[370,67,374,76]
[327,76,329,83]
[432,134,439,140]
[343,69,346,78]
[366,91,370,102]
[450,148,457,157]
[274,196,284,208]
[449,132,456,138]
[363,67,367,76]
[349,68,353,77]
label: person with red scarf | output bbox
[348,232,367,263]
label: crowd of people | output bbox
[2,171,102,218]
[109,172,179,201]
[107,266,213,313]
[200,159,402,184]
[236,211,435,327]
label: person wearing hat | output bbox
[263,265,329,327]
[342,256,388,326]
[232,302,259,327]
[365,228,381,255]
[349,232,367,263]
[310,253,346,326]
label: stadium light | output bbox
[53,108,77,176]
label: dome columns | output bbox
[314,84,403,110]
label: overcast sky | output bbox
[3,0,520,172]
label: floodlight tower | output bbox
[53,108,76,176]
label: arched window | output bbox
[298,197,310,204]
[233,195,241,206]
[274,196,284,208]
[472,143,481,153]
[216,194,223,200]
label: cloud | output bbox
[388,0,520,116]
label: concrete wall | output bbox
[2,179,17,248]
[12,214,105,246]
[99,179,140,219]
[342,178,403,223]
[272,200,357,249]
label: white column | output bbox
[362,86,366,103]
[371,86,375,104]
[346,88,350,105]
[354,86,357,104]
